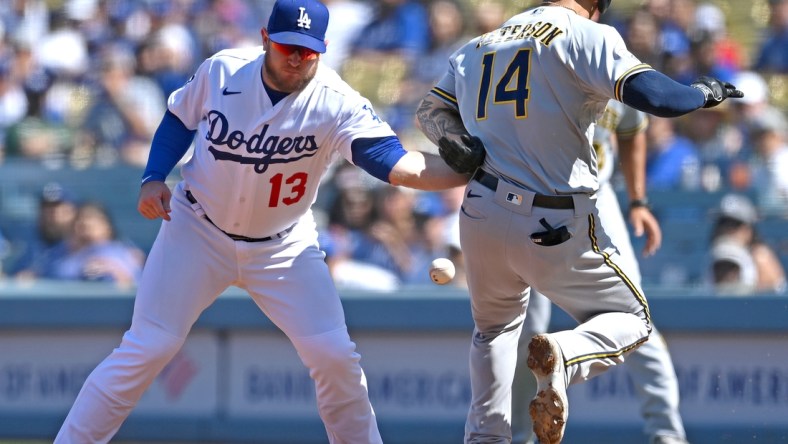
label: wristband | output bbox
[629,198,650,211]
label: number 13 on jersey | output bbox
[476,49,532,120]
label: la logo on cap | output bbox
[267,0,329,54]
[297,7,311,29]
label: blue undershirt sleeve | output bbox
[350,136,407,183]
[622,71,707,118]
[141,110,196,185]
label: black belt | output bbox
[472,170,575,210]
[185,190,294,242]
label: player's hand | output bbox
[690,76,744,109]
[629,206,662,257]
[138,181,172,221]
[438,134,486,174]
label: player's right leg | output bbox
[242,226,382,444]
[55,183,237,443]
[511,290,551,444]
[457,181,532,444]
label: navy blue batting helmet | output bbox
[599,0,612,14]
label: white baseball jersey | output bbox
[432,6,652,195]
[594,100,649,185]
[56,45,389,444]
[170,47,395,238]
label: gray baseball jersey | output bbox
[429,6,655,443]
[432,6,651,195]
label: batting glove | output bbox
[691,76,744,109]
[438,134,486,175]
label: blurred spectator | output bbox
[34,10,89,80]
[748,108,788,216]
[709,239,758,296]
[78,44,166,167]
[10,38,54,118]
[709,193,787,293]
[135,31,193,98]
[0,53,28,152]
[635,0,693,77]
[646,115,702,190]
[658,0,696,81]
[725,71,779,189]
[0,0,50,46]
[320,163,400,290]
[192,0,265,57]
[342,0,429,122]
[10,182,78,278]
[319,230,400,291]
[31,201,145,287]
[624,8,665,70]
[0,227,9,278]
[471,0,506,35]
[692,2,744,72]
[322,0,371,71]
[753,0,788,73]
[354,186,433,285]
[391,0,469,130]
[729,71,774,141]
[350,0,429,62]
[680,104,743,191]
[671,30,736,85]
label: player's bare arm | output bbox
[138,181,172,221]
[618,131,661,256]
[388,150,471,190]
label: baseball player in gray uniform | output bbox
[415,0,743,442]
[54,0,469,442]
[510,101,689,444]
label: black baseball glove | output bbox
[438,134,486,175]
[690,76,744,109]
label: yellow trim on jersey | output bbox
[564,337,649,367]
[562,214,652,367]
[430,87,458,106]
[586,213,651,321]
[616,117,649,139]
[614,64,653,102]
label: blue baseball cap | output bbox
[267,0,329,54]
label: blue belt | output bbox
[185,190,294,242]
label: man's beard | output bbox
[263,57,317,93]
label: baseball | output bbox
[429,257,456,285]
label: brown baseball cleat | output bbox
[527,334,568,444]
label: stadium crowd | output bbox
[0,0,786,293]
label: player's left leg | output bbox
[56,186,238,443]
[242,224,381,444]
[595,183,687,443]
[628,327,689,444]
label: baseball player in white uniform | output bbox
[510,101,689,444]
[415,0,743,442]
[54,0,468,442]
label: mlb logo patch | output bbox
[506,193,522,205]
